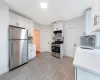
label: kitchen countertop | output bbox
[28,44,36,47]
[73,47,100,76]
[28,44,34,46]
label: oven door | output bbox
[52,46,60,53]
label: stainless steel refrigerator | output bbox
[9,26,28,70]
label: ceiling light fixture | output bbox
[40,2,47,9]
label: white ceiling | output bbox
[5,0,92,24]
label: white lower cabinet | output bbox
[28,45,36,60]
[32,45,36,59]
[75,68,100,80]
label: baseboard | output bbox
[0,68,9,75]
[67,55,74,58]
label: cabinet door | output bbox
[93,0,99,16]
[29,20,34,36]
[18,15,25,28]
[77,68,100,80]
[55,23,58,31]
[52,33,54,37]
[28,47,32,60]
[85,9,92,35]
[53,24,55,31]
[53,23,58,31]
[57,22,63,31]
[92,0,100,31]
[32,45,36,59]
[9,12,18,26]
[53,22,64,31]
[24,18,30,30]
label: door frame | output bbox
[40,30,52,52]
[64,27,79,57]
[34,29,40,54]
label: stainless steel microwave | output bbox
[80,35,96,48]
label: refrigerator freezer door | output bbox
[9,40,28,70]
[9,27,28,39]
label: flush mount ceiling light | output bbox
[40,2,47,8]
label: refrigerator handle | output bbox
[11,41,13,56]
[9,27,13,39]
[9,40,13,69]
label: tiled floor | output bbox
[0,52,74,80]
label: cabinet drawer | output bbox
[77,68,100,80]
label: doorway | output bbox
[34,29,40,55]
[40,30,52,52]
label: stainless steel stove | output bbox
[51,43,61,58]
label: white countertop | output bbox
[73,47,100,76]
[28,44,35,46]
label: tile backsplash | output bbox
[54,33,62,37]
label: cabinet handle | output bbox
[18,23,19,26]
[16,23,17,26]
[94,16,96,26]
[94,15,99,26]
[74,67,77,80]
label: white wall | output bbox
[40,25,52,52]
[64,16,85,57]
[34,22,41,30]
[34,22,52,52]
[0,0,9,75]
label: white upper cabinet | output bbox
[18,15,25,28]
[85,9,93,35]
[29,20,34,36]
[57,22,64,31]
[9,12,18,26]
[53,23,58,31]
[24,18,30,30]
[52,21,64,37]
[9,11,34,36]
[9,12,25,28]
[53,21,64,31]
[92,0,100,31]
